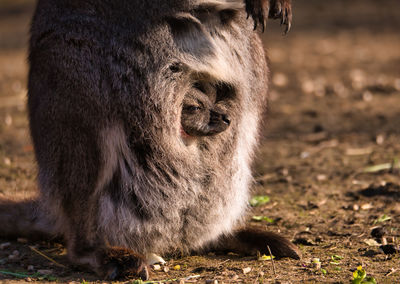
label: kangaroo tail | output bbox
[0,198,57,240]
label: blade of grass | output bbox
[249,195,270,207]
[364,158,400,173]
[132,274,200,284]
[364,163,392,173]
[29,246,66,268]
[267,246,276,280]
[0,270,31,278]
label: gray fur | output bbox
[0,0,298,280]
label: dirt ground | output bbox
[0,0,399,283]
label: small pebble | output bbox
[17,238,28,244]
[302,80,315,94]
[0,242,11,250]
[25,277,32,282]
[361,203,373,210]
[362,91,373,102]
[364,238,380,246]
[152,264,161,271]
[5,115,12,126]
[376,134,385,145]
[8,254,19,260]
[242,267,251,274]
[3,157,11,166]
[272,73,288,87]
[37,269,53,275]
[300,151,310,159]
[281,168,289,176]
[146,253,166,265]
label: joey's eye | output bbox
[184,105,201,112]
[193,82,206,93]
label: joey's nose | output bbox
[221,114,230,125]
[210,110,230,125]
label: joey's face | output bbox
[181,82,230,137]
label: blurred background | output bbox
[0,0,399,282]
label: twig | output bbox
[183,275,201,281]
[29,246,66,268]
[386,268,398,277]
[139,275,200,284]
[267,245,276,280]
[217,259,231,266]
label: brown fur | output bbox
[0,0,297,280]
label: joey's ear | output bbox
[195,1,243,25]
[167,2,242,58]
[167,13,214,58]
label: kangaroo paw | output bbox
[101,247,149,280]
[269,0,292,33]
[210,226,301,259]
[235,227,301,259]
[244,0,292,33]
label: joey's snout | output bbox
[207,110,230,135]
[210,110,230,126]
[181,107,231,137]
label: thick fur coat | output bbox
[1,0,297,280]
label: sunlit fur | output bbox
[1,0,278,278]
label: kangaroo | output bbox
[1,0,298,280]
[181,80,232,141]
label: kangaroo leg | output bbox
[207,226,301,259]
[66,229,149,280]
[0,198,56,240]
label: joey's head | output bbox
[181,81,231,139]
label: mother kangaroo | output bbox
[1,0,299,280]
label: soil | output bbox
[0,0,399,283]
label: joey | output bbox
[181,82,231,137]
